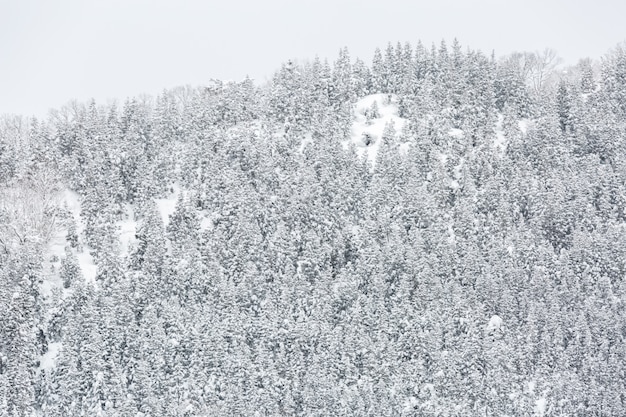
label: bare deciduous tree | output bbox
[528,48,563,96]
[501,48,563,96]
[0,169,63,249]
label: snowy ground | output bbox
[42,189,97,300]
[39,189,98,376]
[44,184,196,288]
[38,341,62,372]
[155,184,180,227]
[40,186,184,375]
[346,94,408,165]
[44,185,185,298]
[345,96,537,169]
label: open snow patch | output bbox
[535,396,547,416]
[398,142,411,155]
[518,119,530,135]
[448,128,464,139]
[155,184,180,227]
[199,215,214,232]
[346,94,408,165]
[487,315,503,332]
[39,342,62,371]
[298,132,313,154]
[43,189,97,291]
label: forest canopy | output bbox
[1,40,626,416]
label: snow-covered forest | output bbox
[2,40,626,416]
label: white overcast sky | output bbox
[1,0,624,117]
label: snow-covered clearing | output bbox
[39,189,98,376]
[155,184,180,227]
[346,94,408,165]
[448,128,464,140]
[518,119,530,135]
[298,132,314,154]
[38,341,62,371]
[535,397,547,417]
[39,185,186,374]
[45,184,185,299]
[487,314,503,332]
[42,189,97,300]
[156,183,215,231]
